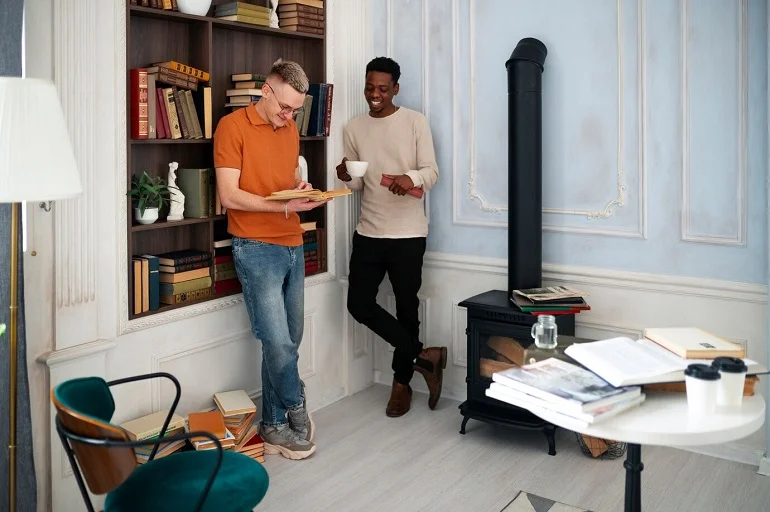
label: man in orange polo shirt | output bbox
[214,60,326,460]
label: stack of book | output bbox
[130,62,212,141]
[236,431,265,463]
[301,222,319,275]
[213,239,241,295]
[225,72,267,111]
[119,409,186,464]
[214,1,270,26]
[486,358,646,429]
[129,0,178,12]
[213,389,256,446]
[157,249,213,305]
[187,410,235,451]
[278,0,324,35]
[510,286,591,316]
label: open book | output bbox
[265,188,352,201]
[565,337,766,387]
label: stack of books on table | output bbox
[486,358,645,429]
[214,1,270,26]
[278,0,324,35]
[564,329,766,391]
[510,286,591,316]
[157,249,213,305]
[119,410,186,464]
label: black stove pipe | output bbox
[505,38,547,293]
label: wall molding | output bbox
[54,0,97,308]
[452,302,467,367]
[422,251,767,304]
[149,309,317,411]
[451,0,647,239]
[680,0,748,246]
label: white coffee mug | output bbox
[684,364,721,415]
[711,357,747,407]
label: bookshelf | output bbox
[126,2,328,320]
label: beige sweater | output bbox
[342,107,439,238]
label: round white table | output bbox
[525,392,766,512]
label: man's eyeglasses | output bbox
[266,82,304,116]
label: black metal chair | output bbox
[51,372,269,512]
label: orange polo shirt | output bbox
[213,102,303,247]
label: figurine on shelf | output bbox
[167,161,185,221]
[269,0,279,28]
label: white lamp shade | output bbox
[0,77,82,202]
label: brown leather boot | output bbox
[386,380,412,417]
[414,346,447,409]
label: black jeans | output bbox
[347,232,426,385]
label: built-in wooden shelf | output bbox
[129,5,324,40]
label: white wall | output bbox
[348,0,770,466]
[23,1,350,511]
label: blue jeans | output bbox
[233,237,305,427]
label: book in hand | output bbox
[491,357,641,414]
[265,188,352,201]
[380,174,424,198]
[643,327,745,359]
[564,336,766,387]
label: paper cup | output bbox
[684,364,720,415]
[711,357,748,407]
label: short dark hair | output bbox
[365,57,401,84]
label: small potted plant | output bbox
[127,170,174,225]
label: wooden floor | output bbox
[258,384,770,512]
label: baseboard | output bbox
[758,455,770,476]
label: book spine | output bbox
[130,68,149,139]
[323,83,333,136]
[163,88,182,139]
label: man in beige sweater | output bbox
[336,57,447,417]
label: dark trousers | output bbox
[347,232,426,385]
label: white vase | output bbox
[176,0,212,16]
[135,207,159,225]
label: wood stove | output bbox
[457,39,576,455]
[458,290,574,455]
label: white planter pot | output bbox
[134,207,159,225]
[176,0,212,16]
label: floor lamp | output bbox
[0,77,81,511]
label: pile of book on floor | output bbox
[486,358,646,429]
[186,389,264,462]
[157,249,213,305]
[119,409,187,464]
[563,328,766,391]
[214,1,270,26]
[225,72,267,111]
[509,286,590,316]
[277,0,324,35]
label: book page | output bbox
[566,337,683,383]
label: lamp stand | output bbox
[7,201,19,512]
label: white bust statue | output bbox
[167,161,185,221]
[270,0,279,28]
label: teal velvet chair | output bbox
[51,372,269,512]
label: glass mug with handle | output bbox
[531,315,558,349]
